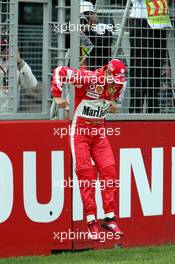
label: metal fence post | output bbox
[56,0,66,120]
[69,0,80,120]
[42,0,52,117]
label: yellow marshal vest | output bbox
[144,0,172,28]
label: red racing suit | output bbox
[52,66,125,217]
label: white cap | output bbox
[80,1,95,14]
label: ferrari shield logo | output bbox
[108,86,115,95]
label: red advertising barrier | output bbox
[73,121,175,248]
[0,120,72,257]
[0,120,175,257]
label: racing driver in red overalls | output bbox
[51,59,126,241]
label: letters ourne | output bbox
[0,147,175,223]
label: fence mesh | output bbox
[0,0,18,113]
[0,0,174,119]
[18,25,43,113]
[50,0,175,119]
[0,0,50,119]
